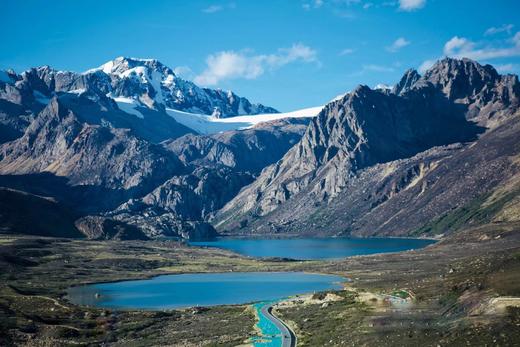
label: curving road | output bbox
[260,303,297,347]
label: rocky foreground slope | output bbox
[215,58,520,236]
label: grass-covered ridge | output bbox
[414,188,520,236]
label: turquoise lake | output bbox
[67,272,345,310]
[191,237,436,260]
[65,238,435,347]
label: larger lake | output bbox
[191,237,436,260]
[67,272,345,310]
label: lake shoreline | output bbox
[214,233,441,241]
[67,272,346,311]
[190,236,436,260]
[2,222,519,346]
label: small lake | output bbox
[67,272,345,310]
[191,237,436,260]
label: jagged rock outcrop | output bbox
[257,113,520,237]
[164,118,309,174]
[420,58,520,127]
[105,119,310,238]
[0,70,42,144]
[215,58,520,235]
[113,166,253,219]
[1,68,194,143]
[392,68,420,95]
[74,216,149,240]
[108,211,217,240]
[0,99,32,144]
[0,97,184,192]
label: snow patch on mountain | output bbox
[165,106,323,134]
[114,97,145,119]
[374,83,393,91]
[67,88,87,95]
[330,92,349,102]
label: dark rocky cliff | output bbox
[215,58,520,236]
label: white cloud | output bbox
[443,36,475,55]
[386,37,410,52]
[485,24,514,36]
[202,5,223,13]
[362,64,395,72]
[495,63,518,73]
[194,52,263,85]
[302,0,324,10]
[303,0,419,12]
[347,62,398,78]
[173,66,194,79]
[398,0,426,11]
[195,43,319,86]
[443,33,520,60]
[419,31,520,74]
[339,48,355,55]
[513,32,520,46]
[266,44,319,67]
[418,59,436,73]
[333,9,355,18]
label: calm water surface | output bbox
[191,237,436,260]
[67,272,344,310]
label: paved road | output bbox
[260,303,297,347]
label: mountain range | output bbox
[0,57,519,240]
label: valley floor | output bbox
[1,222,519,346]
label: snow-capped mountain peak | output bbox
[85,57,278,118]
[89,56,171,76]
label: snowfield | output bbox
[89,57,323,135]
[113,97,145,119]
[113,96,322,134]
[164,106,323,134]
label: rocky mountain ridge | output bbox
[90,57,279,117]
[215,58,520,236]
[2,56,277,121]
[0,65,301,239]
[0,56,280,143]
[1,57,519,240]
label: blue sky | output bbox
[2,0,520,111]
